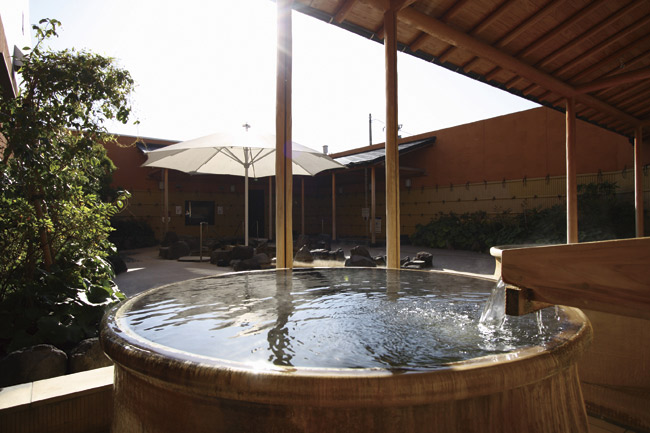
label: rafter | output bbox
[575,67,650,94]
[553,14,650,81]
[535,0,646,71]
[409,32,430,52]
[438,0,514,64]
[397,6,642,127]
[518,0,608,62]
[476,0,565,77]
[334,0,358,23]
[501,0,609,88]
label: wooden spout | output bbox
[495,238,650,320]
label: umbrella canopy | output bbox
[142,131,343,245]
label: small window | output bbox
[185,200,214,226]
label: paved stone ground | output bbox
[114,243,495,297]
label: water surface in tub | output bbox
[119,268,569,370]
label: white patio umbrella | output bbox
[142,131,343,245]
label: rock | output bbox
[400,256,411,267]
[294,245,313,263]
[415,252,433,268]
[310,249,330,260]
[108,255,128,274]
[68,338,112,374]
[295,233,310,250]
[231,245,255,260]
[350,245,372,260]
[373,255,386,267]
[0,344,68,387]
[168,241,190,260]
[211,249,232,266]
[232,257,262,272]
[330,248,346,262]
[345,255,377,267]
[253,253,271,268]
[161,231,179,247]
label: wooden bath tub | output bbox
[101,268,592,433]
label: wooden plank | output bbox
[371,165,376,245]
[500,238,650,320]
[269,177,273,240]
[276,0,293,268]
[334,0,357,23]
[332,173,337,241]
[301,177,305,236]
[163,168,169,236]
[384,6,400,268]
[635,127,644,237]
[566,97,578,244]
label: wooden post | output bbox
[301,177,305,236]
[635,127,644,237]
[276,0,293,268]
[371,165,376,245]
[566,97,578,244]
[163,168,169,236]
[332,173,337,240]
[269,177,273,240]
[385,5,400,268]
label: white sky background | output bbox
[28,0,538,154]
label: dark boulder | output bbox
[0,344,68,387]
[68,338,112,374]
[350,245,372,260]
[294,245,314,263]
[345,255,377,267]
[168,241,190,260]
[211,249,233,266]
[415,251,434,268]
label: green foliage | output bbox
[0,19,134,356]
[411,181,636,252]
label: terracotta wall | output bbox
[399,107,638,188]
[328,107,648,239]
[105,107,649,243]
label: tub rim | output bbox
[101,268,592,407]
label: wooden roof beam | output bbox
[517,0,608,61]
[553,14,650,81]
[334,0,358,23]
[438,0,515,64]
[476,0,565,77]
[575,67,650,94]
[409,32,430,52]
[505,0,609,88]
[536,0,647,71]
[397,6,642,127]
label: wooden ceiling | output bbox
[293,0,650,139]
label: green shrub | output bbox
[411,181,637,252]
[0,19,134,356]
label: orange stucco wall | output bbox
[400,106,638,188]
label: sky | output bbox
[27,0,539,154]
